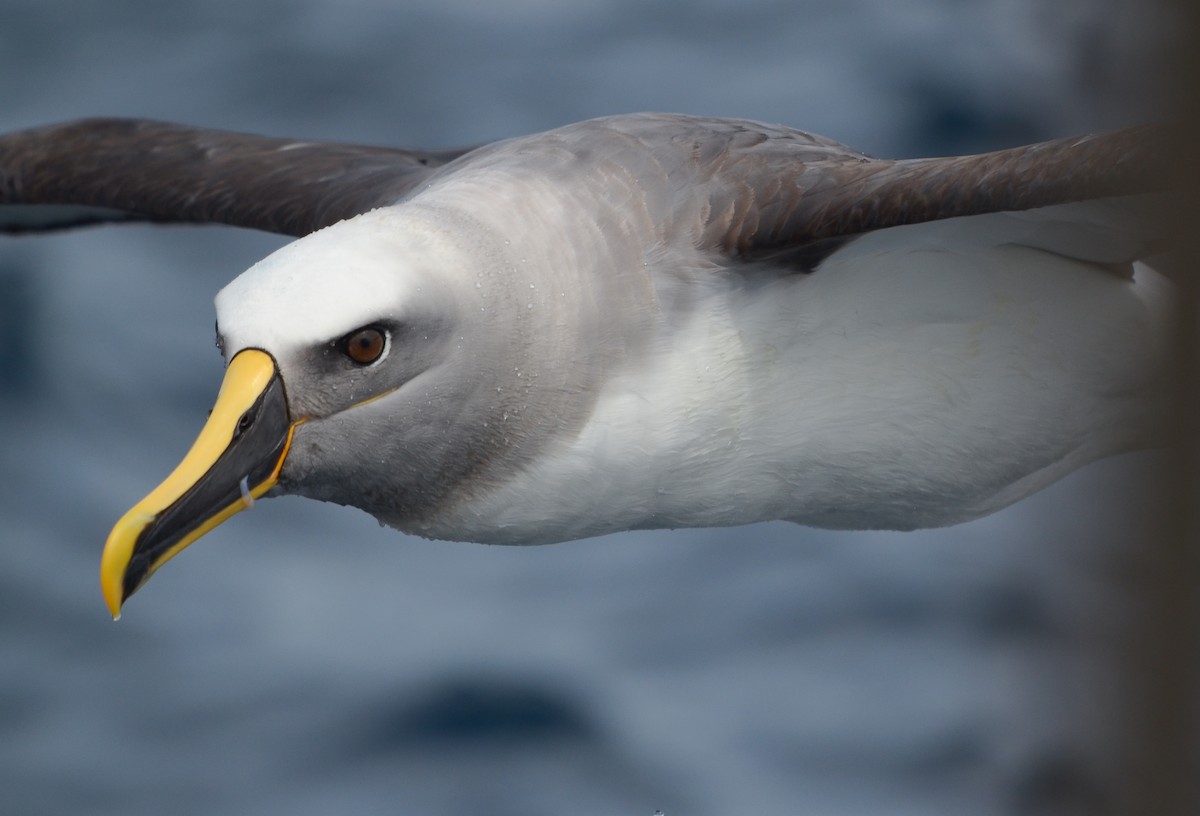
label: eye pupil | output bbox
[344,327,386,365]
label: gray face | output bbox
[273,302,523,527]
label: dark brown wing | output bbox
[0,118,476,237]
[684,119,1172,268]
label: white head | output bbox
[100,203,634,615]
[215,206,553,522]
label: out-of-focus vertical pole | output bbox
[1120,3,1199,812]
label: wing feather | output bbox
[0,118,476,237]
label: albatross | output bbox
[0,114,1177,617]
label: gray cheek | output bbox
[280,368,349,420]
[274,413,418,517]
[276,425,368,512]
[275,424,325,494]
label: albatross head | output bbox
[98,207,523,617]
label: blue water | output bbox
[0,1,1174,814]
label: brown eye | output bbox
[343,326,386,365]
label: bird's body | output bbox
[0,113,1177,612]
[228,198,1169,547]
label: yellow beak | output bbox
[100,349,296,618]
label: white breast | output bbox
[418,204,1172,546]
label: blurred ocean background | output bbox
[0,2,1183,814]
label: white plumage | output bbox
[214,198,1169,546]
[0,113,1172,610]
